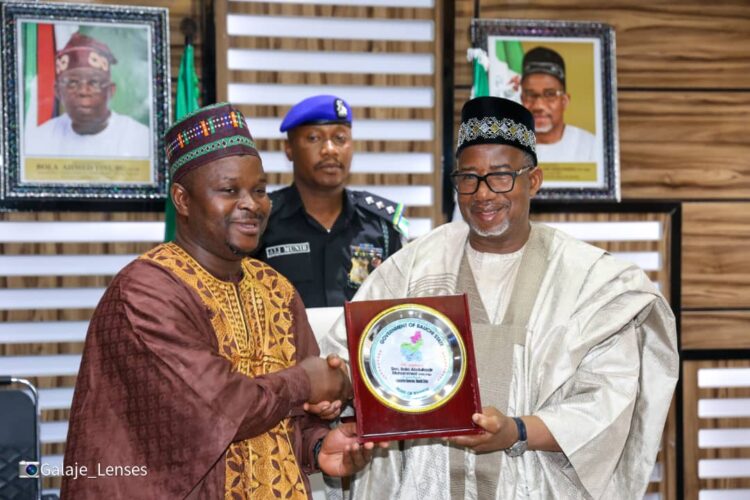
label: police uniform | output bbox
[258,184,406,307]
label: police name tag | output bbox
[344,295,482,442]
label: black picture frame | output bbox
[471,19,619,201]
[0,2,170,209]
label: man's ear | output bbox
[284,137,293,162]
[561,92,570,112]
[107,82,117,101]
[171,182,190,217]
[529,166,544,198]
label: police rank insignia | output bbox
[348,243,384,287]
[357,192,409,239]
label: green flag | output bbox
[23,23,37,120]
[492,40,524,101]
[467,48,489,98]
[164,43,200,242]
[175,43,200,120]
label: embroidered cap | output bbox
[55,32,117,75]
[456,96,537,165]
[280,95,352,132]
[522,46,566,88]
[165,102,259,183]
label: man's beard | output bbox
[226,241,255,258]
[468,217,510,238]
[534,119,553,133]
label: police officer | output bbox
[257,95,408,307]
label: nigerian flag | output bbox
[164,42,201,242]
[22,23,58,133]
[467,48,489,98]
[490,40,524,102]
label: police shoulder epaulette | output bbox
[352,190,409,238]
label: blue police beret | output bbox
[279,95,352,132]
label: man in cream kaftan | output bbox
[322,221,677,499]
[321,97,678,500]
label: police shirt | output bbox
[257,185,406,307]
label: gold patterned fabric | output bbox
[142,243,308,500]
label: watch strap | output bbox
[312,437,324,469]
[512,417,527,442]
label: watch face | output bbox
[358,303,467,413]
[505,440,528,458]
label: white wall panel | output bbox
[348,185,432,207]
[699,428,750,448]
[699,459,750,479]
[700,490,750,500]
[0,321,88,344]
[699,368,750,388]
[229,83,433,108]
[548,221,662,242]
[40,421,68,444]
[408,218,433,239]
[0,288,105,310]
[698,398,750,418]
[610,251,660,271]
[0,354,81,377]
[234,0,434,7]
[260,151,433,174]
[248,117,433,141]
[228,49,434,75]
[0,255,136,277]
[227,15,433,41]
[0,221,163,243]
[39,388,75,411]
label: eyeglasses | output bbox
[58,77,112,93]
[521,89,565,104]
[450,166,535,195]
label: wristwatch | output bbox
[504,417,528,457]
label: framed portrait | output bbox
[0,2,170,207]
[471,19,619,201]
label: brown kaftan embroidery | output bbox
[143,244,307,500]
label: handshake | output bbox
[298,354,352,419]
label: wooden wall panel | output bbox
[454,0,750,90]
[683,311,750,350]
[620,92,750,200]
[683,202,750,309]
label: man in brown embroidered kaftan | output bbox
[62,103,376,499]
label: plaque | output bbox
[345,294,482,442]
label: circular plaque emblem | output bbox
[358,303,466,413]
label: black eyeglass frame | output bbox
[450,165,536,194]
